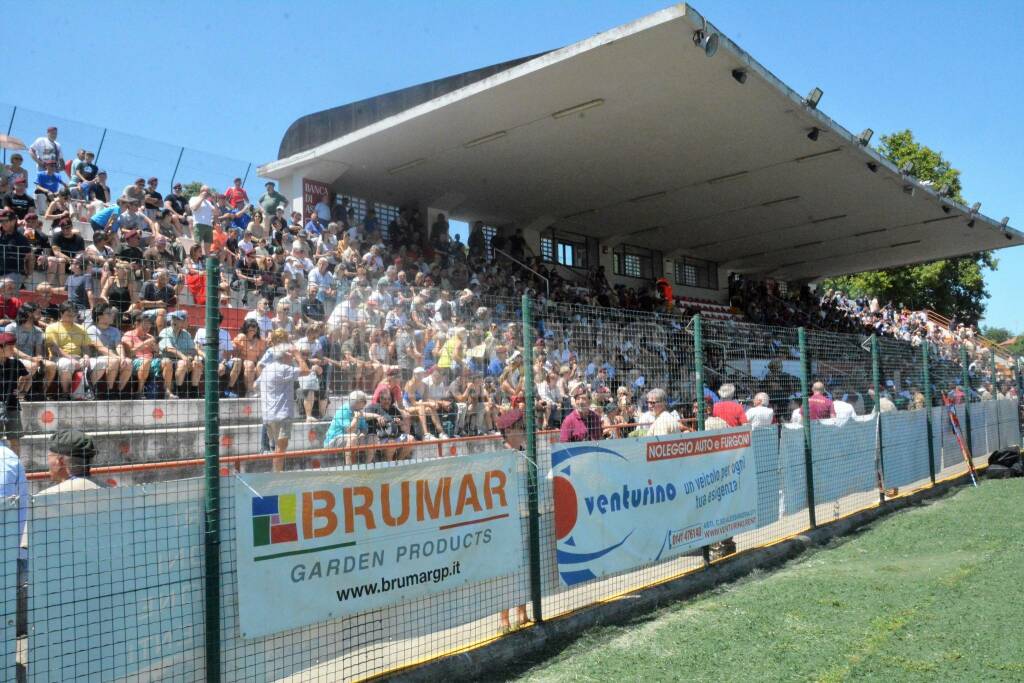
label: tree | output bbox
[180,181,204,199]
[981,326,1012,344]
[824,130,995,324]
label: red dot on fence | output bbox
[311,459,321,468]
[40,410,55,425]
[152,408,165,420]
[308,430,318,442]
[219,467,229,477]
[449,446,457,456]
[242,405,253,416]
[118,442,130,455]
[106,478,118,487]
[221,435,233,447]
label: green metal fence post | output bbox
[922,344,937,484]
[521,295,543,624]
[693,314,705,431]
[798,328,817,528]
[1015,360,1024,436]
[203,256,222,682]
[871,335,886,503]
[960,345,974,456]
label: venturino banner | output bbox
[235,451,523,637]
[551,427,757,586]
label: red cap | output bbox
[0,332,16,346]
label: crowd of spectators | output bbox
[731,276,997,365]
[0,125,1016,462]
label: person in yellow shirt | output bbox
[44,302,112,398]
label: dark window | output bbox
[612,244,654,279]
[674,256,719,290]
[482,225,497,261]
[540,230,587,269]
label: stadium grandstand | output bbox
[3,4,1023,682]
[0,1,1015,484]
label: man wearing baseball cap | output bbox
[38,429,103,495]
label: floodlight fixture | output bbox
[551,99,605,119]
[858,128,873,146]
[692,19,719,57]
[805,87,823,108]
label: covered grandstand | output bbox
[261,3,1021,296]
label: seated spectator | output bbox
[64,257,95,317]
[121,311,173,398]
[33,160,67,214]
[3,179,34,220]
[808,381,836,420]
[364,390,413,461]
[6,303,56,398]
[139,268,179,329]
[194,315,236,397]
[231,320,266,396]
[0,210,30,289]
[645,388,680,436]
[0,278,23,326]
[86,304,132,398]
[45,302,113,399]
[159,310,202,398]
[37,430,104,495]
[560,385,602,442]
[712,383,748,427]
[745,392,775,428]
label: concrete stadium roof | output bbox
[260,4,1021,281]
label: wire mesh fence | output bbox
[5,295,1022,682]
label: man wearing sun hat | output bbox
[38,429,105,495]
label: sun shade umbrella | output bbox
[0,134,26,150]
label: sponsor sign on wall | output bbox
[235,451,523,637]
[301,178,329,219]
[551,428,757,586]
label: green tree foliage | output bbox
[180,181,204,199]
[824,130,994,325]
[981,326,1012,344]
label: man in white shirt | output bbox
[255,345,311,471]
[29,127,63,170]
[645,388,680,436]
[745,392,775,428]
[833,391,857,427]
[188,186,217,254]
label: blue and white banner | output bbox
[551,428,757,586]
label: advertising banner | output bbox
[235,451,523,637]
[551,428,757,586]
[301,177,329,219]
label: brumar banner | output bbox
[234,451,523,637]
[551,427,758,586]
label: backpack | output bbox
[985,447,1023,479]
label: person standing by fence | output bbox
[645,388,680,436]
[559,384,602,442]
[256,343,312,471]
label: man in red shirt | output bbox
[371,367,412,435]
[808,381,836,420]
[712,383,748,427]
[223,177,250,209]
[559,384,602,442]
[0,277,23,324]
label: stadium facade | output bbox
[259,4,1021,303]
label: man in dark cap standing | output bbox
[37,429,102,495]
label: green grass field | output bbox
[510,479,1024,682]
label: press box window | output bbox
[674,256,719,290]
[612,244,654,279]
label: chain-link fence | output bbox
[5,290,1022,682]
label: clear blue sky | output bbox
[6,1,1022,330]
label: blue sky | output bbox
[5,1,1022,330]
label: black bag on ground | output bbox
[985,447,1023,478]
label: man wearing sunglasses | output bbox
[645,388,680,436]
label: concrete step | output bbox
[21,419,503,485]
[21,397,261,433]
